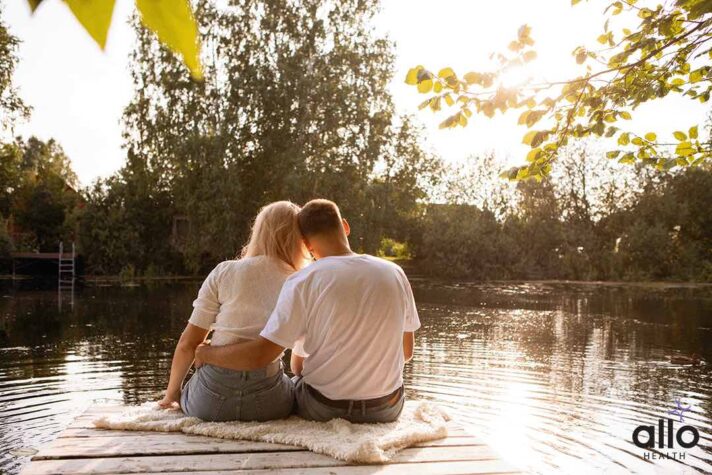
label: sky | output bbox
[3,0,709,185]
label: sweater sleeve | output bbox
[188,262,227,330]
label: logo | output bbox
[632,398,700,461]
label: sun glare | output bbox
[497,65,533,89]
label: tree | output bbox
[404,0,712,180]
[432,152,515,218]
[79,152,181,275]
[117,0,438,270]
[0,4,30,133]
[8,137,81,251]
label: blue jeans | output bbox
[181,362,294,422]
[293,376,404,423]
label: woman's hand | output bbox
[157,390,181,409]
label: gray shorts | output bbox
[181,362,294,422]
[293,376,404,423]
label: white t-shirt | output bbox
[260,254,420,400]
[189,256,294,346]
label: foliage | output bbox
[104,0,437,272]
[79,152,182,275]
[405,0,712,180]
[118,263,136,284]
[25,0,202,79]
[431,152,516,217]
[418,204,509,279]
[0,216,13,258]
[0,5,30,133]
[0,137,80,252]
[415,147,712,282]
[377,237,410,259]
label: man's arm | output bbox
[403,332,414,363]
[195,337,284,371]
[290,352,305,376]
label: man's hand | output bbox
[191,337,284,371]
[194,343,209,368]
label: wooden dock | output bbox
[21,405,521,474]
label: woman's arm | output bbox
[403,332,415,363]
[290,352,304,376]
[158,323,209,408]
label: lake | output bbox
[1,278,711,474]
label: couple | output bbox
[158,199,420,423]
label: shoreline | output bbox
[1,274,709,289]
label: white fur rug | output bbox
[92,401,450,464]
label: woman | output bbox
[158,201,309,421]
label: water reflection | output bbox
[1,280,711,474]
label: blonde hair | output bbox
[240,201,308,270]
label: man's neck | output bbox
[317,244,354,259]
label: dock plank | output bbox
[151,460,522,474]
[35,435,302,459]
[39,433,485,459]
[23,446,505,474]
[22,404,521,474]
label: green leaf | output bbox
[526,110,544,127]
[523,51,537,62]
[405,67,422,85]
[522,130,537,145]
[463,72,480,85]
[64,0,116,49]
[688,0,712,18]
[438,67,456,79]
[444,93,454,107]
[606,150,621,159]
[575,49,587,64]
[458,113,468,127]
[27,0,44,12]
[417,79,433,93]
[676,141,694,157]
[526,148,541,162]
[517,110,530,126]
[531,131,546,147]
[136,0,203,80]
[429,97,441,111]
[644,132,657,142]
[433,81,443,93]
[518,24,532,40]
[618,132,630,145]
[689,125,698,139]
[619,152,635,164]
[690,69,704,83]
[673,131,687,141]
[619,111,632,120]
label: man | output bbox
[195,199,420,422]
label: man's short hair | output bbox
[298,199,343,237]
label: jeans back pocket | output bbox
[184,369,228,421]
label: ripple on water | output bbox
[1,282,711,474]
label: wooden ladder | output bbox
[58,242,76,310]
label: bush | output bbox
[377,238,410,259]
[119,264,136,284]
[0,218,13,259]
